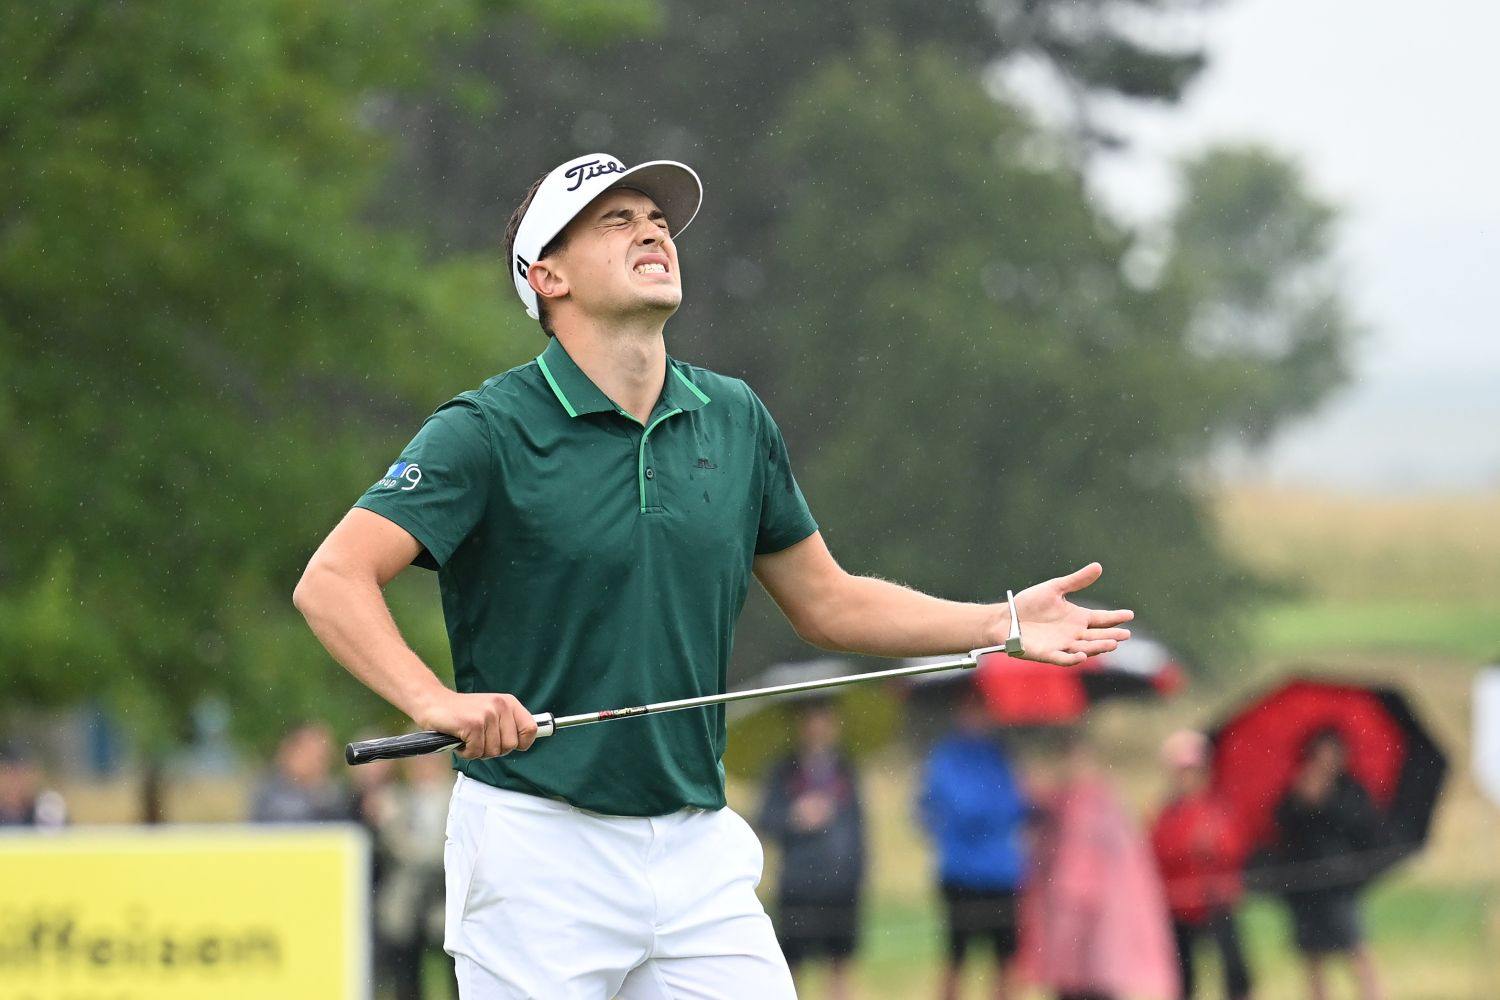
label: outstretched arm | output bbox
[753,531,1132,666]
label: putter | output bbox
[345,592,1024,765]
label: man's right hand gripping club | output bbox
[293,506,539,761]
[410,687,540,760]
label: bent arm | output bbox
[293,508,447,720]
[293,507,536,759]
[753,532,1132,665]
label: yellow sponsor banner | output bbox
[0,824,369,1000]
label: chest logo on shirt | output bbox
[378,461,423,491]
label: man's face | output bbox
[282,726,332,785]
[798,707,839,753]
[1170,761,1209,796]
[543,188,682,323]
[0,761,35,808]
[1308,738,1346,777]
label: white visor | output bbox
[511,153,703,319]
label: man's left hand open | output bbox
[997,562,1133,666]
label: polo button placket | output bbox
[538,342,713,515]
[636,408,680,513]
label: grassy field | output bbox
[1216,487,1500,660]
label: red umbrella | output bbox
[973,632,1185,725]
[1209,677,1447,879]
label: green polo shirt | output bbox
[354,338,817,816]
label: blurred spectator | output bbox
[349,739,398,857]
[348,741,399,997]
[757,699,866,1000]
[1149,730,1253,1000]
[1274,727,1385,1000]
[249,721,353,823]
[0,742,67,828]
[371,751,455,1000]
[917,689,1029,1000]
[1023,732,1177,1000]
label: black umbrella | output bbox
[1209,676,1448,890]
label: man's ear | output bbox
[528,260,568,305]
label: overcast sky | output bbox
[1084,0,1498,494]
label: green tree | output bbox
[369,0,1215,381]
[360,0,1351,676]
[1161,146,1360,450]
[740,39,1351,669]
[359,0,1235,674]
[0,0,651,751]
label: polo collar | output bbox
[536,337,711,419]
[536,337,614,417]
[662,358,712,414]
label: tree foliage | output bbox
[739,38,1308,669]
[0,0,646,748]
[369,0,1215,375]
[362,0,1314,673]
[0,0,1358,755]
[1162,147,1359,449]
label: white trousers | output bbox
[443,773,796,999]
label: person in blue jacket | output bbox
[919,687,1031,1000]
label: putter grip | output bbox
[344,713,556,766]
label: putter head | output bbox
[967,591,1026,663]
[1003,590,1024,656]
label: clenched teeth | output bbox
[634,263,667,274]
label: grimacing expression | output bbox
[537,188,682,322]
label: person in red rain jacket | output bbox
[1150,730,1254,1000]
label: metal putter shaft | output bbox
[344,593,1025,766]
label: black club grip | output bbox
[343,713,556,766]
[345,731,462,766]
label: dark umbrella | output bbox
[1208,677,1447,885]
[972,631,1185,725]
[896,628,1185,744]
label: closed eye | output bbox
[597,208,671,234]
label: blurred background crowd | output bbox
[751,683,1433,1000]
[2,637,1490,999]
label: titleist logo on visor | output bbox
[564,159,626,191]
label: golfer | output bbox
[293,152,1134,998]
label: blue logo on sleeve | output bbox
[378,461,423,491]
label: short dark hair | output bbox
[795,696,839,719]
[504,171,571,338]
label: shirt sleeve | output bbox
[752,391,818,555]
[353,397,492,570]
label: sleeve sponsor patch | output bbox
[376,461,423,491]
